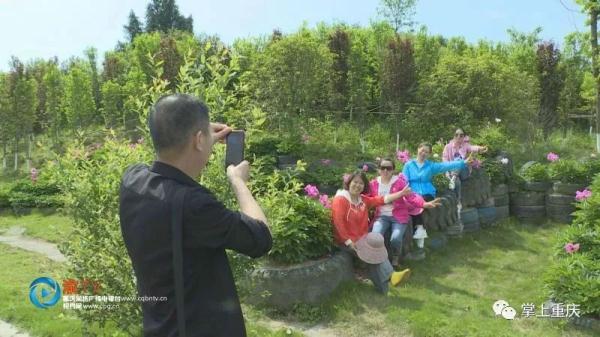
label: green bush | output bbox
[299,162,347,189]
[472,125,517,158]
[482,159,506,185]
[432,173,449,192]
[583,157,600,182]
[548,159,588,184]
[0,184,11,208]
[520,162,550,182]
[1,179,63,212]
[544,174,600,317]
[45,136,151,335]
[259,169,333,265]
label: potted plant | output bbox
[249,169,352,310]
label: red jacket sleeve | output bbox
[362,194,385,208]
[331,196,352,243]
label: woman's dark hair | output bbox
[378,157,396,170]
[418,142,432,152]
[455,127,466,136]
[343,170,370,194]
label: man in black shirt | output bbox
[119,94,272,337]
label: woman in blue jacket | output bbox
[402,142,473,230]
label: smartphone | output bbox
[225,130,245,168]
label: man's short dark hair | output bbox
[148,94,210,153]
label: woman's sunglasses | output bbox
[379,166,394,171]
[455,133,465,137]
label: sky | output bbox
[0,0,588,71]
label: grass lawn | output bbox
[0,214,299,337]
[256,220,597,337]
[2,213,596,337]
[0,211,74,244]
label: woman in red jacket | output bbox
[331,170,436,293]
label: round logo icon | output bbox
[29,277,61,309]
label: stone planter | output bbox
[460,168,492,208]
[511,189,546,224]
[460,207,480,233]
[425,231,448,251]
[522,181,552,193]
[552,182,588,195]
[545,182,586,223]
[249,251,353,310]
[492,184,509,207]
[495,205,510,220]
[277,155,298,170]
[477,206,497,228]
[423,191,458,232]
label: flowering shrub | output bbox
[544,174,600,317]
[304,184,320,198]
[575,188,592,202]
[396,149,410,163]
[259,170,333,265]
[548,159,587,184]
[547,152,559,162]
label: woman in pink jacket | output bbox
[369,158,440,266]
[442,128,487,207]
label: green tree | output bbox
[124,10,144,42]
[575,0,600,150]
[85,47,102,112]
[145,0,193,33]
[536,41,564,136]
[43,63,64,146]
[63,62,96,128]
[101,80,124,128]
[381,35,416,115]
[377,0,417,32]
[328,27,351,111]
[247,30,332,121]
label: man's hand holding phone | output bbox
[227,161,250,184]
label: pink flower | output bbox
[30,168,38,183]
[319,194,331,208]
[343,173,351,184]
[547,152,559,162]
[472,158,482,169]
[362,164,369,172]
[564,242,580,254]
[129,143,137,149]
[396,150,410,163]
[302,134,310,144]
[321,159,332,165]
[575,188,592,202]
[304,184,319,198]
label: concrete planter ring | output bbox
[249,251,353,310]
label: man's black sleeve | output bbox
[184,187,272,258]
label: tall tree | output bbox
[378,0,417,32]
[7,58,37,171]
[536,41,564,136]
[576,0,600,151]
[85,47,101,114]
[43,62,64,146]
[145,0,193,33]
[381,36,416,114]
[63,62,96,129]
[328,28,351,111]
[124,10,144,42]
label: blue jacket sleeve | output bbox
[431,160,466,175]
[402,163,411,180]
